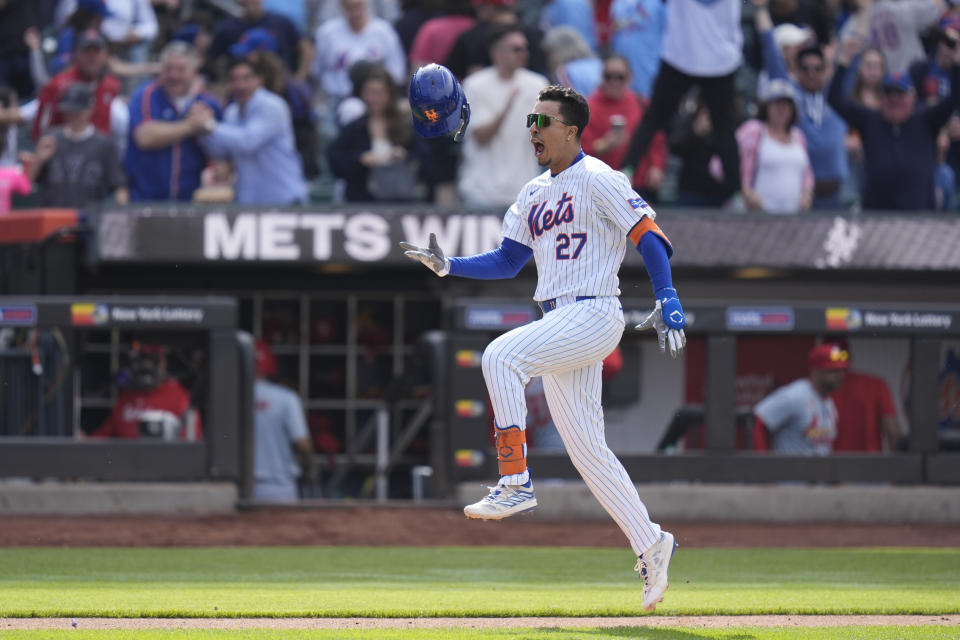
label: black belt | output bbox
[539,296,596,313]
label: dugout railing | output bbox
[428,298,960,497]
[0,296,256,498]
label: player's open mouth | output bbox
[532,141,545,157]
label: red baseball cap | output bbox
[809,343,850,370]
[254,339,277,377]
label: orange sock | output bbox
[496,425,527,477]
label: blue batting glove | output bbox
[658,287,686,330]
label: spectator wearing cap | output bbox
[48,0,112,77]
[753,0,849,210]
[769,23,812,82]
[125,42,222,202]
[99,0,158,63]
[32,28,123,146]
[312,0,406,101]
[253,339,315,502]
[233,29,320,179]
[197,57,308,205]
[209,0,308,79]
[831,35,960,210]
[736,78,814,213]
[840,0,943,74]
[752,343,847,455]
[458,24,549,206]
[608,0,664,100]
[0,0,42,99]
[582,53,667,202]
[26,83,127,208]
[444,0,548,79]
[541,26,603,98]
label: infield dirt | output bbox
[1,507,959,548]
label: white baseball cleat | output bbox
[636,531,677,612]
[463,482,538,520]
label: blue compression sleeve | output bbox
[638,232,674,293]
[449,237,533,279]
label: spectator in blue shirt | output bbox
[231,28,320,179]
[830,36,960,211]
[540,0,598,52]
[754,0,849,210]
[208,0,311,80]
[198,57,308,205]
[125,42,222,202]
[609,0,664,99]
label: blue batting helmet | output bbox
[409,64,471,142]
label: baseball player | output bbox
[402,84,685,613]
[753,343,846,455]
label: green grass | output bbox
[1,547,958,617]
[2,629,959,640]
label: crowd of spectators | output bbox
[3,0,960,214]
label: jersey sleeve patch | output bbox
[628,196,648,210]
[627,217,673,256]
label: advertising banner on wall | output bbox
[96,207,960,271]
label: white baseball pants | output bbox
[481,295,663,555]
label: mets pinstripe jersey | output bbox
[502,153,655,302]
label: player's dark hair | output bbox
[538,85,589,139]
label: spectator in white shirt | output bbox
[458,24,549,206]
[312,0,405,101]
[101,0,158,63]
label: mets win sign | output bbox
[98,208,504,263]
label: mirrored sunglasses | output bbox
[526,113,572,128]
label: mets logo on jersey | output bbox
[423,109,439,122]
[628,197,648,209]
[528,192,575,238]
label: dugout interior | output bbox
[1,206,959,499]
